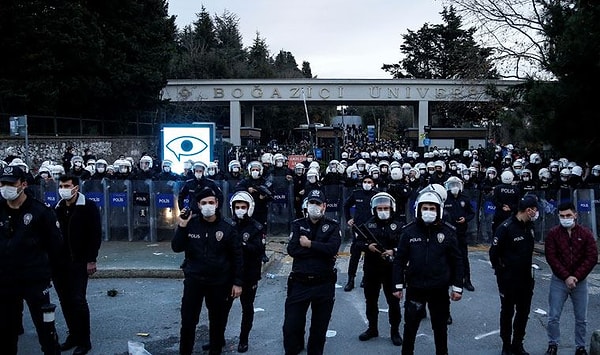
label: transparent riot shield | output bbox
[81,179,110,241]
[323,184,344,222]
[267,176,293,238]
[214,179,230,219]
[462,188,481,245]
[574,188,597,238]
[536,190,559,243]
[131,179,155,242]
[154,179,179,241]
[39,180,59,207]
[479,191,496,244]
[591,184,600,238]
[106,179,132,241]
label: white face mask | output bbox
[97,167,105,173]
[307,158,313,163]
[560,218,575,228]
[200,204,217,217]
[0,185,22,201]
[251,170,260,179]
[194,172,203,179]
[235,208,247,219]
[450,187,460,195]
[530,210,540,222]
[421,210,437,224]
[208,169,216,176]
[377,210,390,220]
[162,167,170,173]
[307,204,323,219]
[59,187,75,200]
[232,167,240,173]
[362,183,372,191]
[308,176,316,183]
[276,161,283,167]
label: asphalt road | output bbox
[18,245,600,355]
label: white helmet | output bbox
[294,163,305,175]
[8,158,29,173]
[370,192,396,215]
[261,152,273,165]
[95,159,108,173]
[444,176,463,193]
[114,159,132,174]
[228,160,241,173]
[529,153,542,165]
[139,155,153,171]
[341,151,349,159]
[50,164,65,180]
[273,153,286,167]
[390,167,403,181]
[592,165,600,177]
[306,167,320,180]
[421,183,447,204]
[500,170,514,184]
[247,161,263,177]
[414,190,443,221]
[538,167,551,181]
[309,161,320,171]
[207,162,219,176]
[230,191,255,217]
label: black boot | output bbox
[202,343,211,351]
[344,276,355,292]
[390,328,403,346]
[358,328,378,341]
[501,344,512,355]
[511,343,530,355]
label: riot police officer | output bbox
[178,161,224,215]
[282,189,341,355]
[356,192,403,347]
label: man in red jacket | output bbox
[544,202,597,355]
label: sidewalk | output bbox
[92,240,288,279]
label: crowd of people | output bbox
[2,136,599,355]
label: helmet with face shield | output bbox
[247,161,263,178]
[390,167,403,181]
[306,168,320,184]
[538,168,551,182]
[559,168,571,181]
[294,163,305,175]
[592,165,600,177]
[50,164,65,180]
[356,159,367,172]
[230,191,255,218]
[228,160,242,173]
[207,162,219,177]
[521,168,533,181]
[8,158,29,174]
[139,155,153,172]
[95,159,108,174]
[444,176,463,195]
[273,153,286,168]
[370,192,396,218]
[70,155,84,170]
[501,170,514,184]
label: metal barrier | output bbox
[33,180,599,243]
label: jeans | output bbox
[547,274,588,348]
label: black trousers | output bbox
[225,282,259,342]
[53,262,91,347]
[497,280,534,346]
[363,266,401,330]
[179,278,230,355]
[457,233,471,279]
[282,277,335,355]
[402,287,450,355]
[346,235,361,278]
[0,282,60,355]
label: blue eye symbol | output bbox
[166,136,208,160]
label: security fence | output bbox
[29,177,600,243]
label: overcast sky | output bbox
[168,0,448,79]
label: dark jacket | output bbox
[178,176,224,212]
[393,220,463,291]
[172,215,243,286]
[344,188,378,227]
[443,191,476,235]
[489,215,535,287]
[287,216,341,276]
[545,223,598,282]
[0,194,63,284]
[357,216,403,272]
[55,192,102,264]
[234,216,266,284]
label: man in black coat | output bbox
[54,174,102,355]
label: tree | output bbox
[247,33,275,78]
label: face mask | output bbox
[208,169,215,176]
[59,187,75,200]
[194,172,203,179]
[463,175,470,181]
[235,208,247,219]
[251,170,260,179]
[530,210,540,221]
[450,187,460,195]
[97,167,106,173]
[232,167,240,173]
[276,161,283,167]
[594,171,600,177]
[522,176,530,181]
[377,210,390,220]
[162,167,170,173]
[421,210,437,224]
[560,218,575,228]
[357,165,365,172]
[362,183,372,191]
[183,162,192,170]
[307,204,323,219]
[381,167,388,173]
[40,172,49,179]
[200,204,216,217]
[307,158,313,163]
[372,173,379,179]
[0,185,22,201]
[308,176,316,183]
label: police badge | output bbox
[322,224,329,232]
[243,232,250,243]
[390,223,397,230]
[216,231,223,241]
[23,213,33,226]
[437,232,445,243]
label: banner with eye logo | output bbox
[161,123,215,175]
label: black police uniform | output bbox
[0,189,63,354]
[489,213,535,353]
[393,219,464,355]
[235,176,273,228]
[178,176,224,214]
[226,215,266,351]
[343,186,378,290]
[443,191,476,288]
[492,182,522,235]
[356,216,403,344]
[282,215,341,355]
[172,212,243,355]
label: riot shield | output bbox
[462,188,481,245]
[154,179,179,241]
[537,190,559,243]
[214,179,230,219]
[573,188,597,239]
[131,179,155,242]
[81,179,109,241]
[323,184,343,222]
[267,176,293,238]
[479,191,495,243]
[106,179,133,241]
[39,180,59,207]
